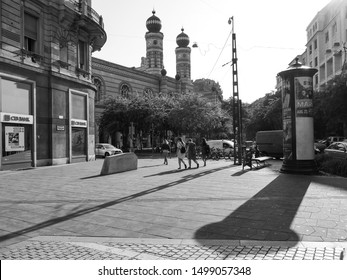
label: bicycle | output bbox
[210,147,223,160]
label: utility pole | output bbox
[229,17,242,165]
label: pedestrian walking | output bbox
[200,137,210,167]
[161,139,170,165]
[176,137,187,169]
[186,138,199,169]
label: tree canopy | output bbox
[98,92,231,143]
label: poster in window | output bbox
[5,126,25,152]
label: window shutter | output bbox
[24,13,38,40]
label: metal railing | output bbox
[64,0,104,28]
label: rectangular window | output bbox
[60,45,68,63]
[309,45,312,54]
[314,39,317,49]
[71,93,86,120]
[325,31,329,43]
[0,78,31,115]
[315,57,318,67]
[24,13,38,53]
[78,40,87,70]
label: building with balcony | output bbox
[305,0,347,89]
[0,0,106,170]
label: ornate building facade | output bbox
[92,11,195,147]
[0,0,106,170]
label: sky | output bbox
[92,0,330,103]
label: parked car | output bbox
[324,142,347,160]
[323,136,345,147]
[314,140,326,153]
[95,143,122,157]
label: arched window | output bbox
[120,83,131,98]
[143,87,153,97]
[93,76,104,102]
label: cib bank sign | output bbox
[0,113,33,124]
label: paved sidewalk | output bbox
[1,156,347,260]
[1,236,346,260]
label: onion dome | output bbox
[146,10,162,33]
[176,28,190,47]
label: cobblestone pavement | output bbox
[1,157,347,260]
[0,237,346,260]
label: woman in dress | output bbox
[176,137,187,169]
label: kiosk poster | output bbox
[281,78,292,160]
[5,126,25,152]
[294,77,313,117]
[295,76,315,160]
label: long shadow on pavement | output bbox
[195,173,312,245]
[0,164,235,244]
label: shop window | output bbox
[2,124,32,167]
[70,90,88,160]
[71,127,86,156]
[24,13,38,53]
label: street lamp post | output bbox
[229,17,242,165]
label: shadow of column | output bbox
[195,174,311,245]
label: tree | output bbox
[168,93,229,138]
[313,75,347,138]
[99,92,231,146]
[243,91,282,140]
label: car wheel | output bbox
[105,152,110,157]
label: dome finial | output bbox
[146,10,162,32]
[176,28,190,47]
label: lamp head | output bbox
[228,16,233,25]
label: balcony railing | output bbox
[64,0,104,28]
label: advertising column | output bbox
[278,60,317,174]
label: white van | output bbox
[206,140,234,153]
